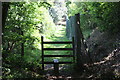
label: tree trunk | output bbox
[74,13,83,68]
[67,13,92,68]
[2,2,9,34]
[0,2,2,46]
[21,31,24,56]
[68,13,84,71]
[0,1,1,75]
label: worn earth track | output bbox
[43,20,76,79]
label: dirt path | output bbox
[43,25,74,79]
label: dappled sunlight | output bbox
[93,48,120,65]
[2,0,120,79]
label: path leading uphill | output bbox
[43,18,75,80]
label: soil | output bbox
[71,28,120,79]
[43,28,120,80]
[43,16,120,79]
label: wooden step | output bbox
[43,48,73,50]
[43,41,72,44]
[43,61,73,64]
[44,55,74,57]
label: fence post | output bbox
[53,59,59,77]
[72,37,75,63]
[41,36,44,70]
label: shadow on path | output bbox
[44,26,74,79]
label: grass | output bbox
[43,26,74,62]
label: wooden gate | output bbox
[41,36,75,70]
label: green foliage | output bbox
[90,2,120,33]
[66,2,120,34]
[2,53,43,78]
[3,2,56,52]
[3,2,56,78]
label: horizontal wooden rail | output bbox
[44,55,74,57]
[43,41,72,44]
[43,48,73,50]
[44,61,73,64]
[41,36,75,70]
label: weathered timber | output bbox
[41,36,74,70]
[41,36,44,70]
[44,55,74,57]
[44,62,73,64]
[43,41,72,44]
[43,48,73,50]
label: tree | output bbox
[2,2,10,34]
[2,1,57,78]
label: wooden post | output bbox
[53,59,59,77]
[54,63,59,76]
[72,37,75,63]
[41,36,44,70]
[21,31,24,56]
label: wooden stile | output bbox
[41,36,75,70]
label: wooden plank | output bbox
[41,36,44,70]
[43,48,73,50]
[43,41,72,44]
[44,55,74,57]
[44,62,73,64]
